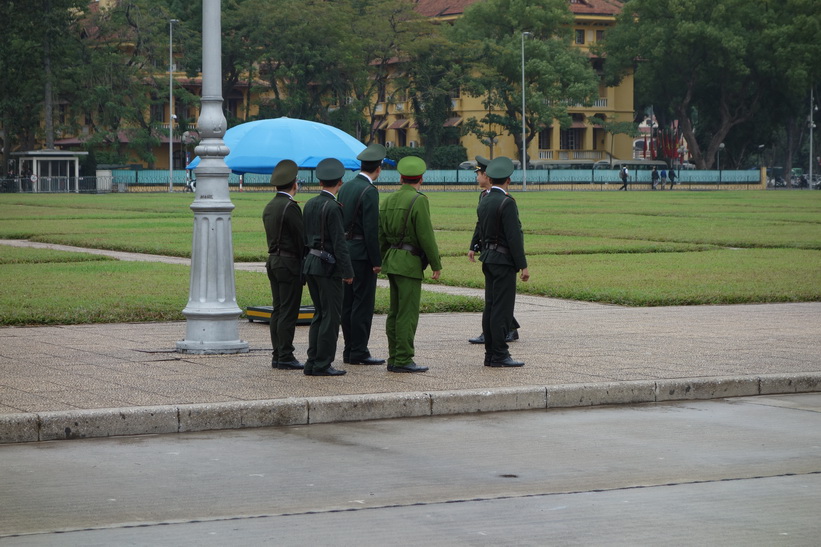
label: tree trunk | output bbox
[784,116,796,186]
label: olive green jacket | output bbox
[378,184,441,280]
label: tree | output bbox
[0,0,86,172]
[345,0,431,143]
[600,0,821,171]
[251,0,360,124]
[0,3,40,172]
[757,0,821,180]
[400,29,468,166]
[67,0,184,167]
[449,0,599,165]
[589,117,640,165]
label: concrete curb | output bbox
[2,373,820,444]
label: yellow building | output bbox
[406,0,633,164]
[49,0,632,170]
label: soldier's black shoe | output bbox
[311,366,347,376]
[276,360,305,370]
[348,356,386,365]
[387,362,429,373]
[487,357,524,368]
[471,331,518,344]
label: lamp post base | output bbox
[176,339,249,355]
[176,314,249,354]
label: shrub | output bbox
[386,144,467,169]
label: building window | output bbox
[560,128,582,150]
[151,103,164,123]
[58,104,69,125]
[538,128,552,150]
[596,30,606,42]
[575,29,585,45]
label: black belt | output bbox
[390,242,422,256]
[272,249,298,258]
[309,248,336,263]
[347,234,364,240]
[485,243,510,254]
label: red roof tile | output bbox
[414,0,480,18]
[414,0,623,18]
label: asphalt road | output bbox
[2,393,820,546]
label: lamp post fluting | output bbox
[176,0,248,354]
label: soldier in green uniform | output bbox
[476,156,530,367]
[262,160,305,370]
[302,158,354,376]
[378,156,442,373]
[337,143,387,366]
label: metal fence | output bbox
[0,168,768,194]
[0,176,112,193]
[108,168,766,192]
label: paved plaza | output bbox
[0,240,819,443]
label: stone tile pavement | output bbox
[1,239,819,443]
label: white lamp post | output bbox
[521,31,531,191]
[169,18,179,193]
[718,142,725,185]
[176,0,247,354]
[810,87,816,187]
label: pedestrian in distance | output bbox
[302,158,354,377]
[468,155,520,345]
[262,160,305,371]
[651,166,659,190]
[337,143,387,366]
[619,165,629,190]
[378,156,442,373]
[660,167,668,190]
[668,166,677,189]
[476,156,530,368]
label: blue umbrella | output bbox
[186,117,366,173]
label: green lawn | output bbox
[1,189,819,325]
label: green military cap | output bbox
[475,155,490,171]
[486,156,515,179]
[356,143,387,162]
[270,159,298,187]
[397,156,426,178]
[315,157,346,181]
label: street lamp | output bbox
[169,18,179,192]
[521,31,532,191]
[176,0,247,354]
[717,142,725,185]
[810,87,816,187]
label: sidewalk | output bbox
[2,289,819,443]
[1,241,819,443]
